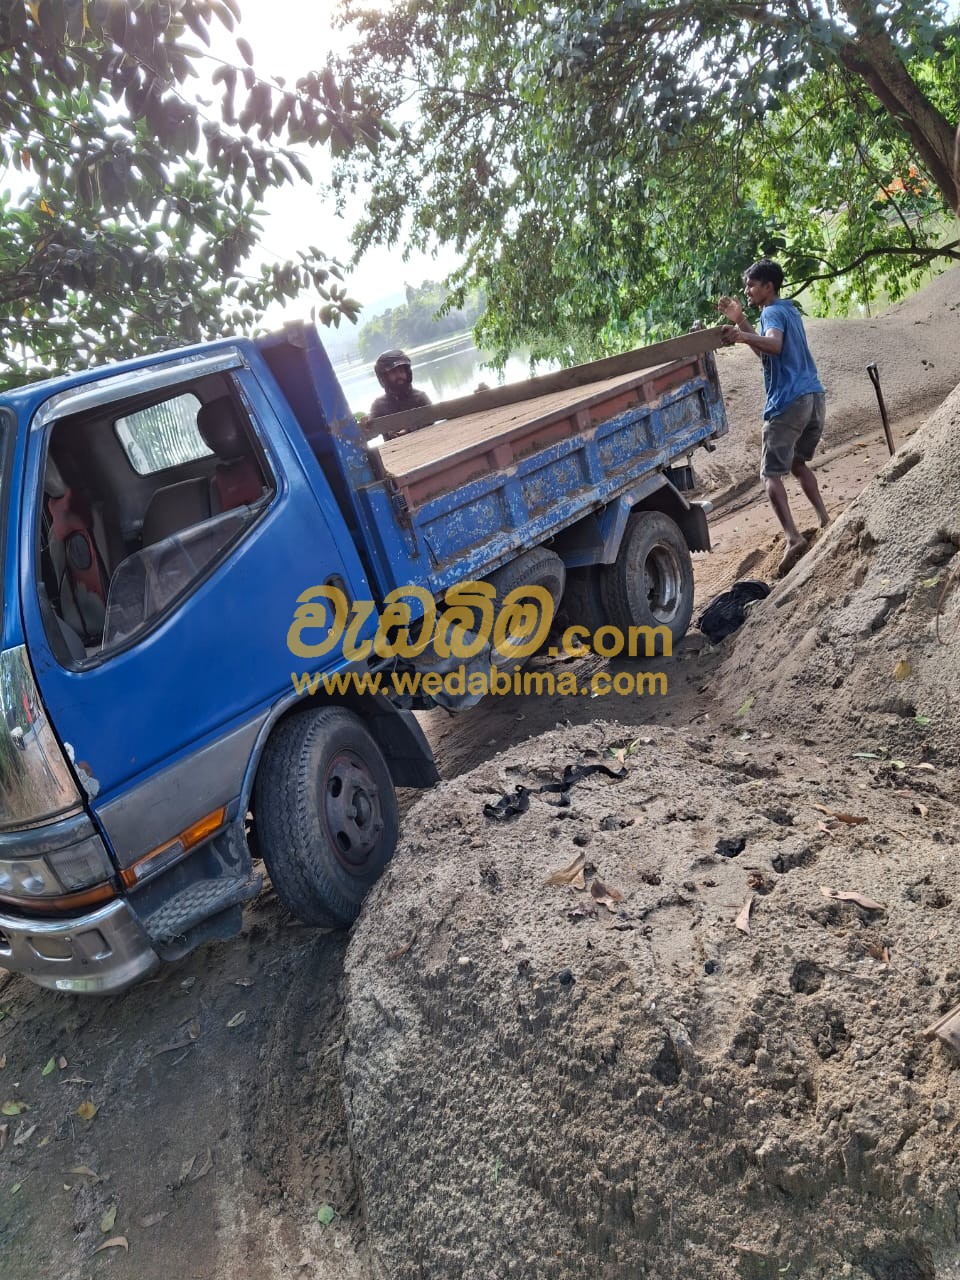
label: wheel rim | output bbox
[644,543,684,622]
[320,748,384,871]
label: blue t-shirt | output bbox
[759,299,824,418]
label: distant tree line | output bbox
[357,280,484,359]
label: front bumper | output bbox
[0,897,160,994]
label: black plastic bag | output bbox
[697,579,771,644]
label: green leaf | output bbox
[317,1204,336,1226]
[41,1058,56,1077]
[101,1204,117,1233]
[1,1101,28,1115]
[735,695,755,717]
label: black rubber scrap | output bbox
[482,763,628,822]
[715,835,747,858]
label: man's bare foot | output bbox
[777,538,809,578]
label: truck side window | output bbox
[114,394,210,474]
[38,377,274,664]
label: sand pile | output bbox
[343,722,960,1280]
[715,383,960,766]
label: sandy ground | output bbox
[1,269,959,1280]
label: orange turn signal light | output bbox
[120,806,227,890]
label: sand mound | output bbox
[715,383,960,766]
[701,267,960,495]
[343,722,960,1280]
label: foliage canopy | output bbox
[332,0,960,363]
[0,0,391,388]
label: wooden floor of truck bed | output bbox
[374,361,678,500]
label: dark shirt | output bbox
[369,387,432,419]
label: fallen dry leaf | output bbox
[589,878,625,912]
[57,1056,67,1070]
[913,801,929,818]
[13,1123,37,1146]
[178,1154,196,1185]
[866,942,891,963]
[76,1100,98,1121]
[0,1054,6,1069]
[68,1165,101,1182]
[0,1123,7,1151]
[100,1204,117,1233]
[819,886,886,911]
[734,894,754,935]
[234,977,255,988]
[893,658,911,681]
[226,1011,246,1029]
[190,1148,213,1181]
[386,935,417,962]
[544,853,587,888]
[93,1237,128,1255]
[914,763,936,773]
[812,804,868,826]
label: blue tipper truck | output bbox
[0,322,727,993]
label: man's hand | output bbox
[717,295,745,324]
[719,324,739,346]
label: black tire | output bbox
[557,565,607,634]
[599,510,694,647]
[254,707,399,927]
[485,547,566,663]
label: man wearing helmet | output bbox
[369,350,432,427]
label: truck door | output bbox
[20,349,374,872]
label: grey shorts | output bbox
[761,392,826,478]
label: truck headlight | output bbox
[0,835,114,901]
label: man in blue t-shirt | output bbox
[717,258,830,576]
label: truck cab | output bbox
[0,330,437,993]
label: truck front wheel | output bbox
[599,510,694,648]
[254,707,399,927]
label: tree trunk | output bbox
[838,2,957,205]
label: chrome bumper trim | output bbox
[0,898,159,994]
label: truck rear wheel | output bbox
[557,566,607,635]
[486,547,566,663]
[599,510,694,647]
[254,707,399,927]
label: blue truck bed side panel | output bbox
[351,369,726,597]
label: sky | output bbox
[206,0,461,321]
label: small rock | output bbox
[557,968,574,987]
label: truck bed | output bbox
[348,340,728,596]
[375,358,691,511]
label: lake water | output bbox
[333,332,554,417]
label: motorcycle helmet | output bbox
[374,349,413,391]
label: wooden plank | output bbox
[366,327,726,437]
